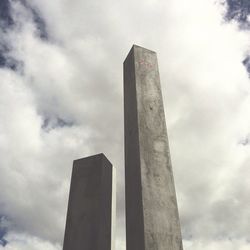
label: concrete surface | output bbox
[124,45,183,250]
[63,153,114,250]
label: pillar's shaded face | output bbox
[63,153,114,250]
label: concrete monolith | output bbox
[63,153,114,250]
[124,45,183,250]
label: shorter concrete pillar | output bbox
[63,153,114,250]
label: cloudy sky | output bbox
[0,0,250,249]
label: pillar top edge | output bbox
[132,44,156,53]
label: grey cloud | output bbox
[242,56,250,76]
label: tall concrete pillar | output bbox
[63,153,114,250]
[124,45,183,250]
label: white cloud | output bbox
[184,239,250,250]
[0,0,250,249]
[0,233,60,250]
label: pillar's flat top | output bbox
[124,44,156,63]
[73,153,112,166]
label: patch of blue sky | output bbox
[0,216,8,247]
[0,0,47,72]
[225,0,250,28]
[42,116,75,132]
[20,0,49,40]
[0,0,14,29]
[223,1,250,77]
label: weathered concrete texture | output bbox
[63,153,113,250]
[124,45,183,250]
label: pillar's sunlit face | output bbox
[124,45,183,250]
